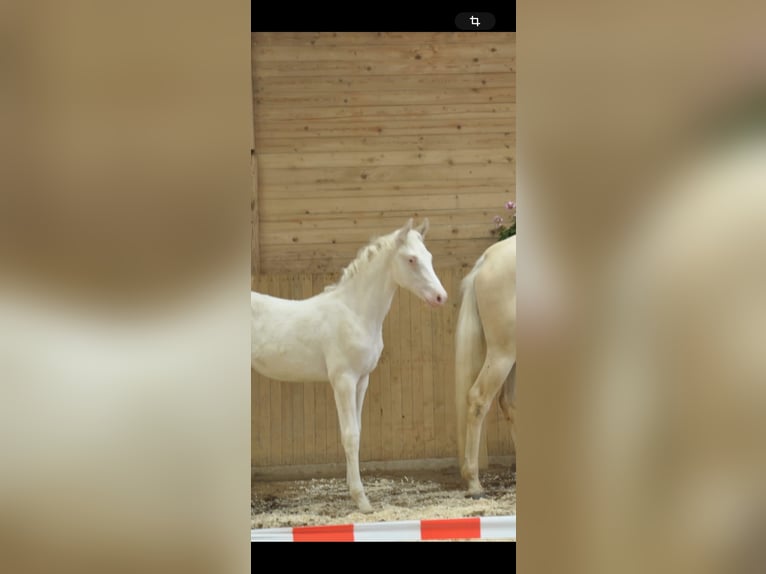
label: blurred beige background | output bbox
[0,2,252,573]
[519,2,766,573]
[2,1,765,571]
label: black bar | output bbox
[251,538,516,559]
[252,5,516,32]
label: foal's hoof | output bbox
[357,500,373,513]
[356,496,372,514]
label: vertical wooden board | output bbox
[253,375,270,466]
[327,381,342,463]
[489,397,513,457]
[314,382,327,464]
[358,367,371,458]
[253,275,271,465]
[494,401,505,456]
[444,270,460,457]
[387,290,403,460]
[291,381,304,464]
[277,275,293,466]
[256,377,267,467]
[279,382,293,466]
[379,359,393,461]
[498,404,511,454]
[269,377,282,466]
[398,290,414,459]
[311,274,328,463]
[264,275,279,466]
[323,384,336,465]
[361,367,381,461]
[300,275,316,463]
[379,289,393,462]
[431,271,448,459]
[302,382,316,464]
[486,401,497,457]
[420,292,436,458]
[410,293,425,460]
[288,275,305,463]
[322,273,342,463]
[478,404,490,469]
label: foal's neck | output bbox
[336,250,398,330]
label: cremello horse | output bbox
[251,219,447,512]
[455,236,516,496]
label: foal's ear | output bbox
[416,218,429,238]
[396,218,414,245]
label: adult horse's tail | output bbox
[455,255,488,469]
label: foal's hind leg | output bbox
[462,351,515,497]
[332,371,373,513]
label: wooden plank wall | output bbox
[252,32,515,468]
[252,31,515,274]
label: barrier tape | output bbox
[251,515,516,542]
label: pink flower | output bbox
[493,215,504,228]
[505,201,516,210]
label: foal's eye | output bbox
[408,257,417,264]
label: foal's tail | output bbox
[455,255,487,468]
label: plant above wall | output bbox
[491,200,516,241]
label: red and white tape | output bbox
[251,515,516,542]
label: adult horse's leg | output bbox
[462,351,515,497]
[498,363,518,453]
[332,371,373,513]
[462,242,516,497]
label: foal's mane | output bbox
[324,230,415,292]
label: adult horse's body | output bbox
[455,236,516,496]
[251,219,447,512]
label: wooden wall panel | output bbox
[252,32,515,469]
[253,31,515,275]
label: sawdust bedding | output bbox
[252,464,515,535]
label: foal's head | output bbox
[391,219,448,307]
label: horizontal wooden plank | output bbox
[256,117,516,139]
[253,43,515,63]
[260,191,511,215]
[258,148,514,169]
[260,222,503,245]
[254,59,515,78]
[257,208,513,230]
[258,108,514,128]
[255,87,514,109]
[257,102,514,122]
[253,32,515,47]
[259,163,512,186]
[256,181,514,202]
[255,133,515,154]
[255,73,514,94]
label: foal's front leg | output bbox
[332,371,373,513]
[355,373,370,430]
